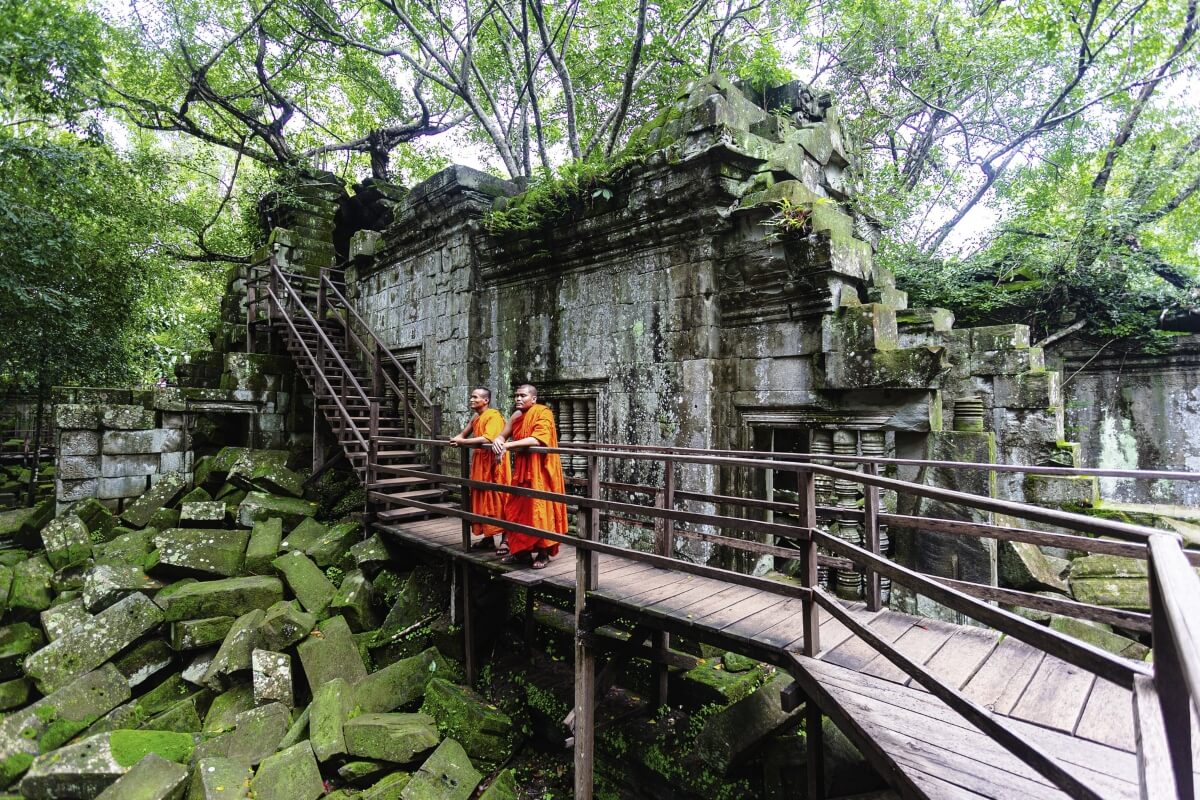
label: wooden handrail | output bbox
[263,285,368,454]
[270,262,371,410]
[319,273,436,412]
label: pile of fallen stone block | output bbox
[0,446,516,799]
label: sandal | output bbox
[470,537,495,551]
[531,555,549,570]
[496,538,510,556]
[500,554,519,565]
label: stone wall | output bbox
[1051,334,1200,507]
[338,75,1089,593]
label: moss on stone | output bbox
[109,729,196,768]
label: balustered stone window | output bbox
[545,394,598,478]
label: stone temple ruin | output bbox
[0,73,1192,800]
[39,74,1167,618]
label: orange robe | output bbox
[469,408,511,538]
[504,403,567,556]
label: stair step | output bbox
[375,503,458,522]
[370,488,448,505]
[369,476,440,489]
[347,450,424,460]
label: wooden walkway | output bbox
[377,516,1192,800]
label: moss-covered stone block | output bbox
[477,768,517,800]
[24,592,164,694]
[41,514,93,570]
[94,752,189,800]
[353,648,456,714]
[168,616,235,651]
[1068,554,1150,610]
[202,609,266,688]
[178,502,228,529]
[0,677,30,711]
[311,677,352,762]
[281,517,327,551]
[273,551,336,615]
[249,741,324,800]
[1049,615,1149,660]
[202,685,255,735]
[121,472,188,529]
[1024,474,1098,508]
[194,702,290,766]
[419,678,513,768]
[297,615,368,694]
[245,518,283,575]
[153,528,250,577]
[401,737,481,800]
[237,492,317,531]
[95,527,156,569]
[307,521,361,569]
[187,757,253,799]
[158,576,284,622]
[82,564,161,612]
[343,712,439,764]
[0,622,44,680]
[676,658,767,707]
[256,600,316,651]
[331,570,379,632]
[999,541,1069,592]
[0,501,53,548]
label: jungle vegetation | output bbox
[0,0,1197,392]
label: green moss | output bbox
[38,713,98,752]
[109,729,196,768]
[0,751,33,784]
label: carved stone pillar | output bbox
[860,430,890,602]
[833,429,862,600]
[810,429,834,590]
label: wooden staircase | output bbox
[251,257,452,524]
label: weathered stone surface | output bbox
[7,556,53,614]
[0,677,31,711]
[349,534,392,575]
[56,403,101,429]
[331,570,379,631]
[1049,616,1149,660]
[66,497,117,538]
[202,685,255,734]
[169,617,236,651]
[83,564,161,612]
[999,541,1069,592]
[307,521,361,568]
[694,672,798,774]
[88,674,198,736]
[102,404,158,430]
[0,622,44,679]
[147,507,180,532]
[153,528,250,577]
[401,738,481,800]
[94,753,189,800]
[310,677,351,762]
[280,518,327,552]
[1,503,53,551]
[178,502,228,528]
[20,729,194,798]
[237,492,317,530]
[40,513,92,570]
[1024,474,1098,507]
[272,551,336,614]
[297,615,368,694]
[343,713,439,764]
[251,649,292,707]
[477,769,517,800]
[25,592,164,693]
[256,601,316,651]
[245,518,283,575]
[187,757,254,800]
[419,678,513,767]
[202,610,266,687]
[95,528,155,569]
[677,658,766,707]
[1068,554,1150,610]
[249,741,324,800]
[379,567,447,635]
[113,639,174,688]
[158,576,284,622]
[59,430,101,457]
[0,665,130,786]
[194,702,289,766]
[121,472,188,529]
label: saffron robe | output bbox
[469,408,511,538]
[504,403,567,557]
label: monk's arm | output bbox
[490,410,522,454]
[449,416,476,445]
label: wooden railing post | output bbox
[652,459,676,708]
[863,463,882,612]
[365,400,379,525]
[317,268,328,320]
[460,445,472,551]
[573,454,600,800]
[431,405,443,474]
[1148,537,1195,798]
[797,465,820,657]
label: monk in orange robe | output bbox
[449,387,511,548]
[491,384,567,569]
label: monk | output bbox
[449,387,512,550]
[491,384,567,569]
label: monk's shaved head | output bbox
[517,383,538,399]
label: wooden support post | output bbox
[431,405,443,475]
[797,466,820,657]
[365,402,379,527]
[806,696,825,800]
[372,339,383,397]
[652,461,676,708]
[573,455,600,800]
[316,268,328,320]
[460,563,477,686]
[863,463,882,612]
[460,446,473,551]
[1148,545,1194,798]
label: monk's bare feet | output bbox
[531,552,549,570]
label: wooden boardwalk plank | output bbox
[1073,678,1134,752]
[961,636,1045,715]
[822,611,917,672]
[907,626,1000,691]
[862,618,958,684]
[1009,654,1096,733]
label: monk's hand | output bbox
[490,436,505,455]
[449,436,462,448]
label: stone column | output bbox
[860,430,890,602]
[810,429,834,590]
[833,429,862,599]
